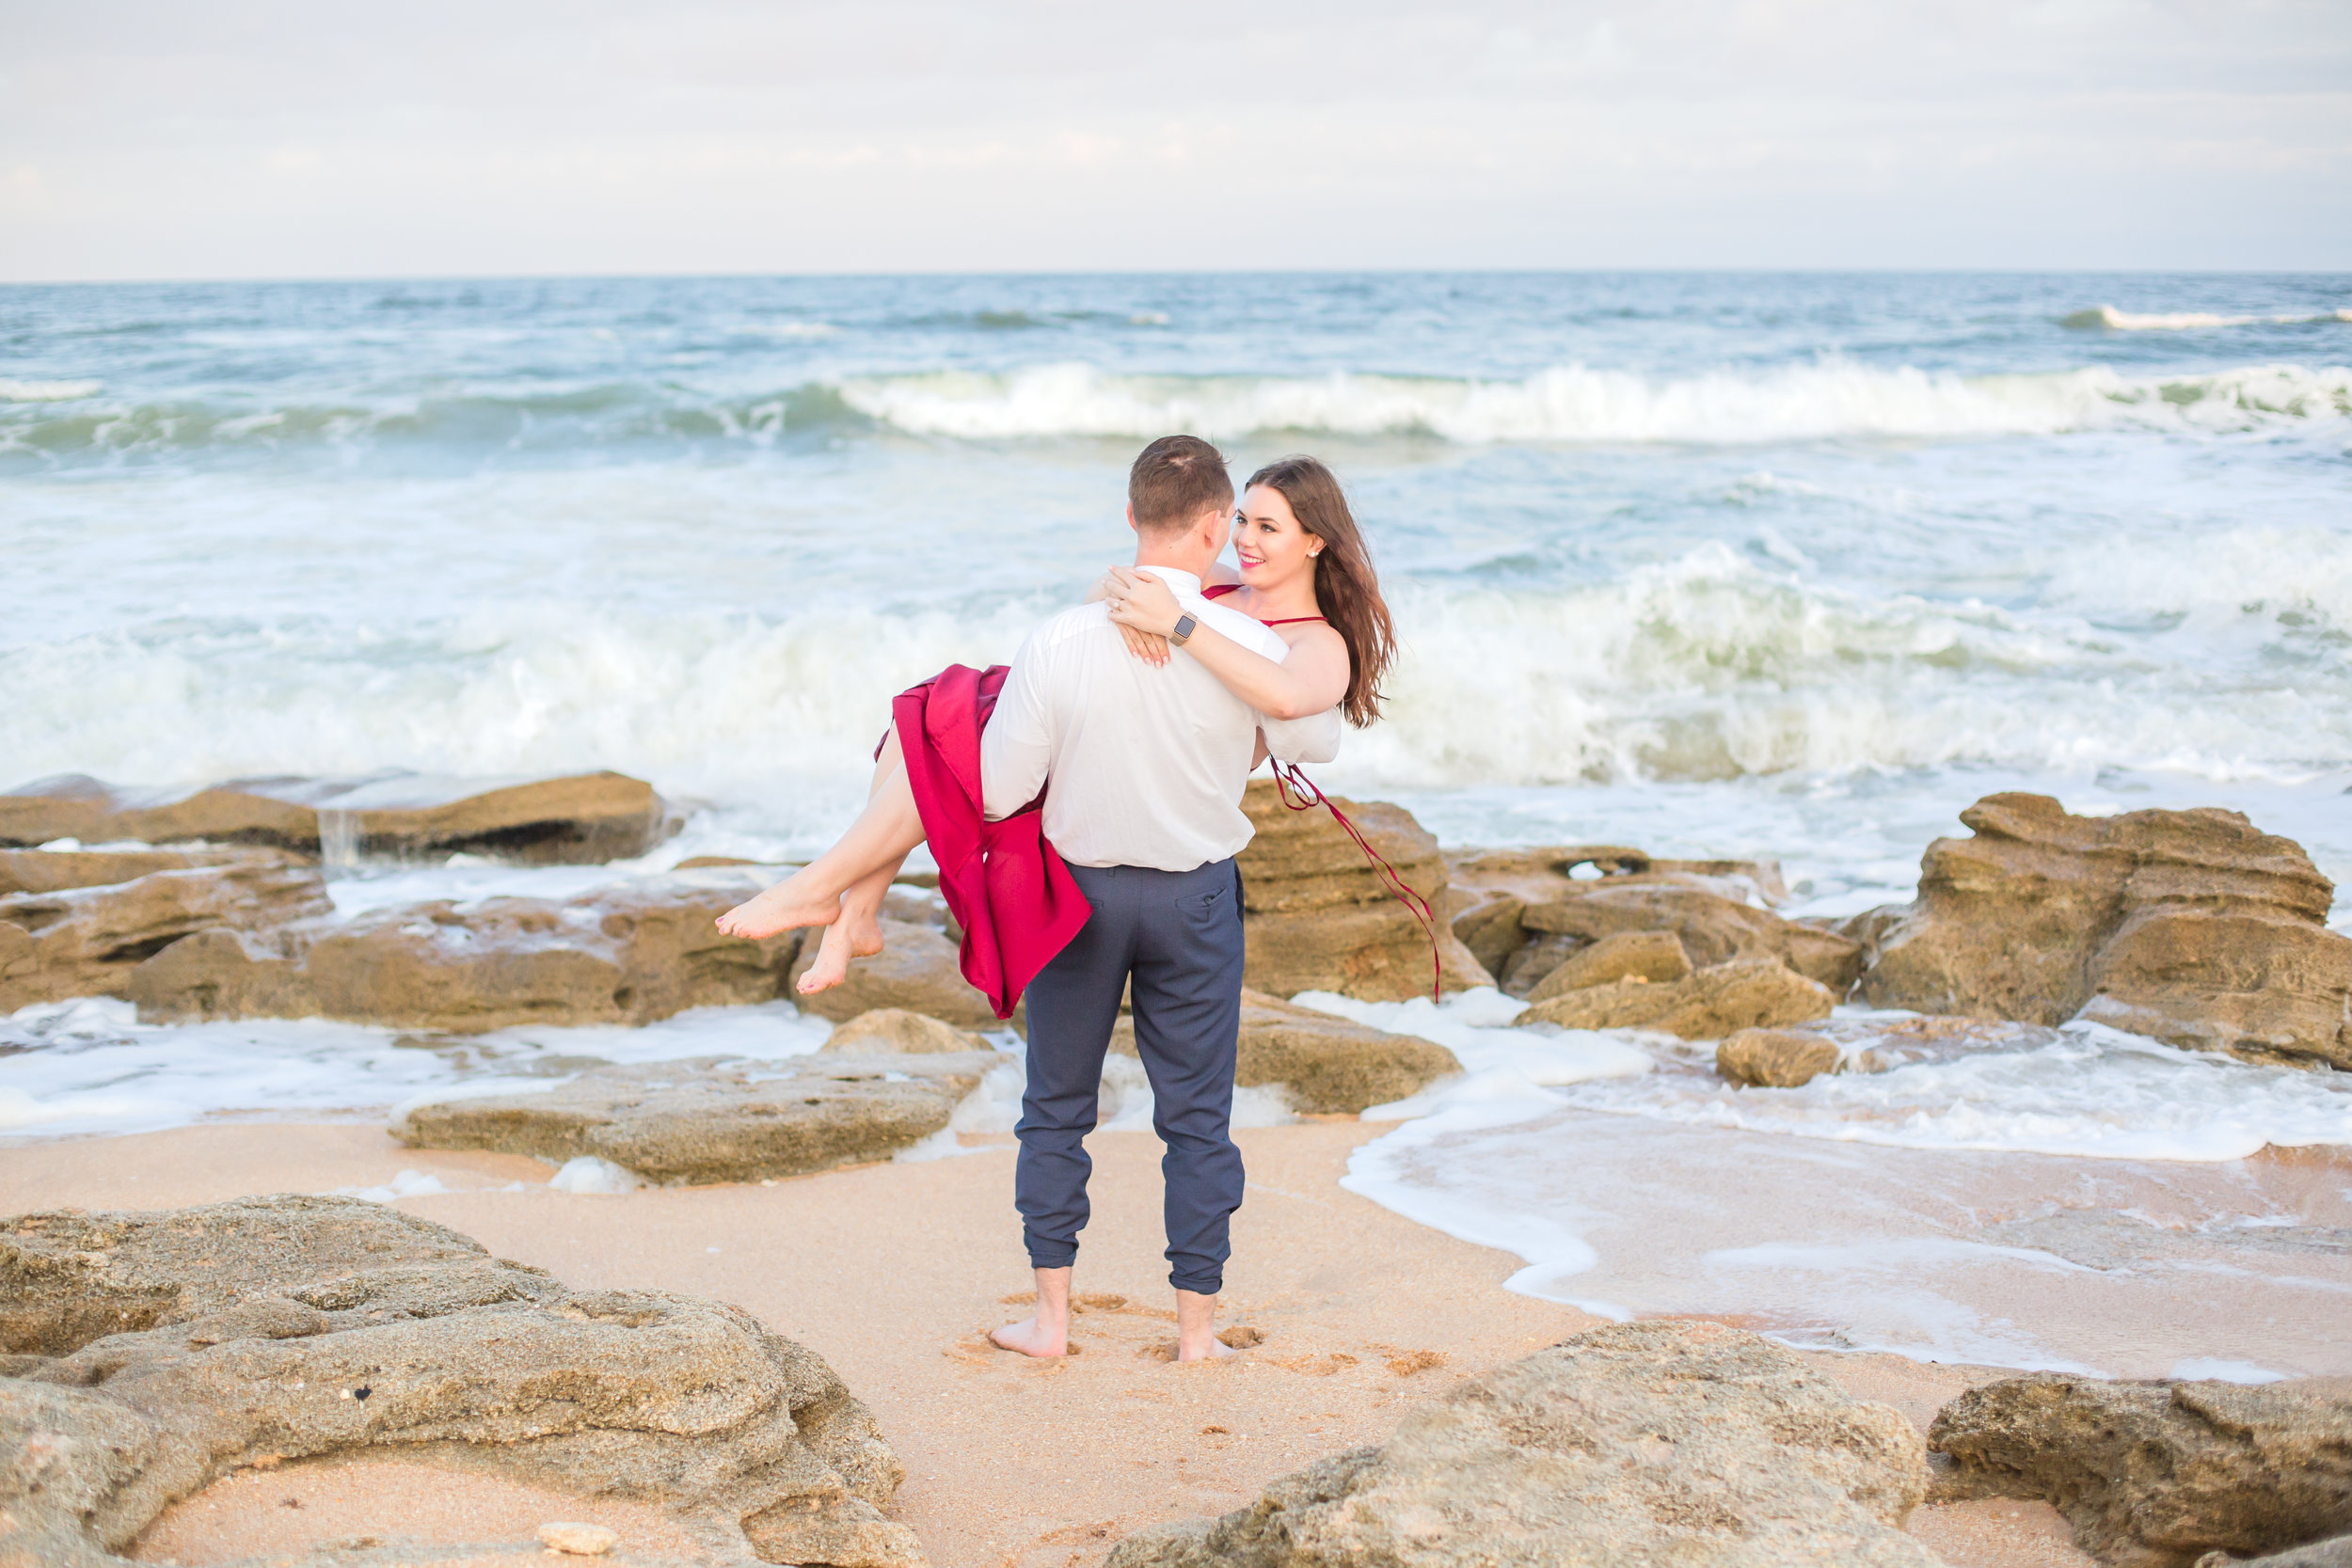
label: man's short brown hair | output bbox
[1129,435,1233,533]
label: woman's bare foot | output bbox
[796,906,886,995]
[716,869,842,941]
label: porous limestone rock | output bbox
[0,1196,921,1568]
[391,1053,997,1183]
[0,859,333,1011]
[1446,846,1790,985]
[1525,929,1692,1001]
[1929,1372,2352,1568]
[2201,1537,2352,1567]
[1862,794,2352,1069]
[1518,883,1863,995]
[1519,958,1836,1039]
[0,770,674,864]
[1104,1319,1932,1568]
[785,918,1006,1030]
[125,874,800,1032]
[823,1007,991,1054]
[0,846,298,896]
[1716,1027,1846,1087]
[1111,990,1460,1115]
[1236,781,1491,1002]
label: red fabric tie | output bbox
[1267,760,1443,1006]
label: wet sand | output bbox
[8,1119,2092,1568]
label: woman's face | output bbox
[1233,483,1318,589]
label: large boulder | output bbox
[0,859,332,1011]
[1518,883,1863,995]
[785,918,1007,1031]
[391,1052,998,1183]
[0,770,674,865]
[1715,1027,1846,1087]
[1236,781,1491,1002]
[1525,929,1692,1001]
[1929,1372,2352,1568]
[1105,1319,1931,1568]
[125,873,802,1032]
[1112,990,1461,1115]
[1519,958,1836,1039]
[0,1196,921,1568]
[1861,794,2352,1069]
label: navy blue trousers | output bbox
[1015,858,1246,1294]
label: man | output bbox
[979,435,1339,1362]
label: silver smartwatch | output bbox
[1168,613,1198,647]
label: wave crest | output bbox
[2063,305,2352,332]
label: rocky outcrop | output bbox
[391,1053,997,1182]
[1525,929,1692,1001]
[1235,782,1491,1002]
[1861,794,2352,1070]
[0,770,674,864]
[1520,958,1836,1039]
[1105,1319,1931,1568]
[2202,1538,2352,1567]
[0,858,332,1011]
[0,845,290,896]
[1929,1372,2352,1568]
[0,1196,921,1568]
[823,1007,992,1053]
[1716,1027,1846,1087]
[1517,883,1863,995]
[1447,847,1792,990]
[126,873,801,1032]
[785,919,1007,1031]
[1112,990,1460,1115]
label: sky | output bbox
[3,0,2348,280]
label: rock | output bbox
[1861,794,2352,1069]
[126,873,801,1032]
[1236,782,1491,1002]
[1520,958,1836,1039]
[392,1053,997,1183]
[0,845,305,896]
[0,770,674,865]
[1104,1319,1931,1568]
[1929,1372,2352,1568]
[1717,1027,1845,1087]
[1447,847,1791,983]
[1525,929,1692,1000]
[1518,883,1864,994]
[0,860,333,1011]
[824,1007,992,1053]
[2202,1537,2352,1567]
[1111,990,1460,1115]
[786,918,1007,1030]
[0,1195,922,1568]
[538,1521,621,1555]
[1448,892,1527,979]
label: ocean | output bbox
[6,272,2350,1374]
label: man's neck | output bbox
[1133,541,1215,580]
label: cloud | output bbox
[0,0,2345,277]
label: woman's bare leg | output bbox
[716,727,924,941]
[796,737,922,991]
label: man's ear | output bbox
[1127,503,1140,536]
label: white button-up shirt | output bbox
[979,567,1343,871]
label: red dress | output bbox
[891,664,1092,1021]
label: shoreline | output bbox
[8,1117,2101,1568]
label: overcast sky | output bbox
[3,0,2347,280]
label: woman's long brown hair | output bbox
[1246,455,1396,728]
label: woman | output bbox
[715,454,1396,1004]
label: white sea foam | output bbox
[2065,306,2352,331]
[548,1155,644,1193]
[834,360,2352,444]
[0,379,103,402]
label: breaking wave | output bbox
[8,361,2349,461]
[0,380,103,403]
[2063,305,2352,332]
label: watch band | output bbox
[1169,613,1198,647]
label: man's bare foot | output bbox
[796,907,886,995]
[715,869,841,941]
[1174,1287,1233,1362]
[988,1314,1069,1358]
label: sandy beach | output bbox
[5,1117,2102,1568]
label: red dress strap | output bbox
[1200,583,1326,626]
[1266,760,1442,1006]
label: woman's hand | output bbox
[1103,566,1185,638]
[1118,623,1170,667]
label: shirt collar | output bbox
[1136,565,1202,595]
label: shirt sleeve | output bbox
[979,629,1055,820]
[1258,705,1343,765]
